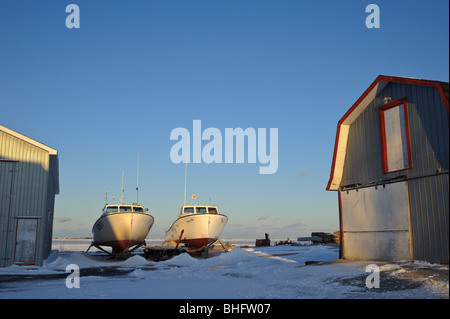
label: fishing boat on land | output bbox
[88,161,154,255]
[164,161,228,252]
[164,201,228,251]
[90,203,154,254]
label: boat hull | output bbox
[92,212,154,253]
[165,213,228,250]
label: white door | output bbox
[14,218,39,265]
[340,182,412,261]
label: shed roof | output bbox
[326,75,449,191]
[0,125,59,194]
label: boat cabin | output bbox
[103,204,148,214]
[179,205,219,216]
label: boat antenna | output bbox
[184,152,188,205]
[121,171,125,205]
[105,187,108,205]
[136,153,139,205]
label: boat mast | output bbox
[136,153,139,205]
[121,171,125,205]
[184,153,188,205]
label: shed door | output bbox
[14,218,39,265]
[0,161,17,267]
[340,182,412,261]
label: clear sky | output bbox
[1,1,448,238]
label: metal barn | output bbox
[0,125,59,267]
[327,75,449,264]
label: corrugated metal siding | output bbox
[43,159,57,258]
[408,174,449,263]
[0,130,54,267]
[341,98,382,186]
[0,161,17,267]
[341,82,449,186]
[340,82,449,263]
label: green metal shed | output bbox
[0,125,59,267]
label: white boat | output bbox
[92,203,154,254]
[165,204,228,250]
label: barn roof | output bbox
[0,124,59,194]
[326,75,449,191]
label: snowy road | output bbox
[0,241,448,300]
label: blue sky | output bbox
[1,1,448,238]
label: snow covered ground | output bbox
[0,239,447,300]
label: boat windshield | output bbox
[181,206,217,214]
[120,206,132,212]
[180,206,219,215]
[106,206,118,213]
[196,207,207,214]
[133,206,144,212]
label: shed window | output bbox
[378,97,412,173]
